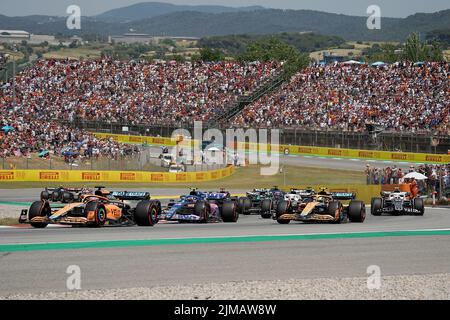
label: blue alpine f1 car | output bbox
[159,189,239,223]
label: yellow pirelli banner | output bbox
[93,133,201,148]
[94,132,450,164]
[93,133,178,146]
[275,144,450,164]
[0,166,235,183]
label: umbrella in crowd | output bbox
[370,61,387,67]
[2,125,14,133]
[404,172,428,180]
[38,150,49,158]
[342,60,363,65]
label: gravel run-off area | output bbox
[2,274,450,300]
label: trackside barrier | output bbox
[0,166,235,183]
[283,185,382,204]
[93,133,450,164]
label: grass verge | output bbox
[0,165,365,190]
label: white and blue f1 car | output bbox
[159,189,239,223]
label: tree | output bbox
[171,54,185,63]
[199,47,223,62]
[154,47,166,60]
[403,32,444,62]
[430,41,444,61]
[378,43,398,63]
[238,38,309,78]
[404,32,422,62]
[161,38,176,47]
[68,40,78,49]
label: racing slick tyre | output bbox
[29,201,51,228]
[40,190,50,201]
[195,201,210,223]
[275,200,291,224]
[51,190,61,202]
[221,200,239,223]
[413,198,425,216]
[61,192,74,203]
[327,201,343,223]
[348,201,366,223]
[371,198,382,216]
[135,200,161,226]
[238,197,251,215]
[85,201,107,228]
[260,199,272,219]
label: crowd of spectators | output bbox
[1,58,280,125]
[0,58,281,159]
[365,163,450,197]
[0,116,140,160]
[233,62,449,134]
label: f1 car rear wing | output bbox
[110,191,151,201]
[330,192,356,200]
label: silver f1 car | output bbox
[371,188,424,216]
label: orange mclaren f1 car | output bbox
[19,187,161,228]
[274,190,366,224]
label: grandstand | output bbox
[1,58,449,164]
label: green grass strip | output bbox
[0,201,32,206]
[1,229,450,252]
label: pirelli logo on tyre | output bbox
[425,155,442,162]
[151,173,164,182]
[0,171,14,180]
[391,153,407,160]
[120,173,136,181]
[82,172,101,181]
[39,172,60,180]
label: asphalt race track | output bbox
[0,155,449,299]
[0,206,449,298]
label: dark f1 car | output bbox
[20,188,161,228]
[40,186,93,203]
[371,188,424,216]
[161,188,239,223]
[239,187,285,218]
[274,190,366,224]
